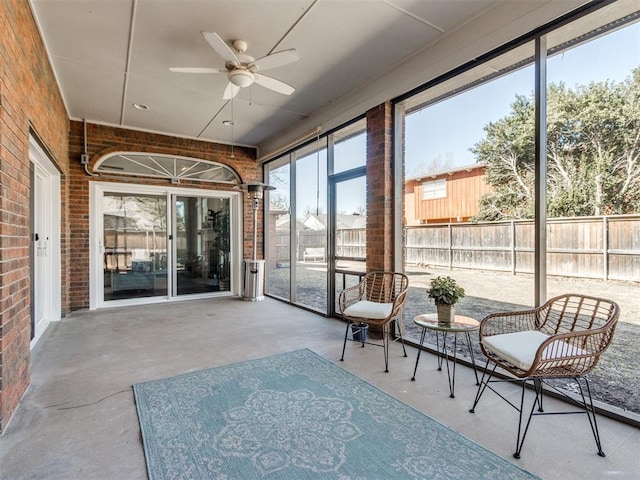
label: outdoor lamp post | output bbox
[239,182,274,301]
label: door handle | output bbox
[33,233,40,242]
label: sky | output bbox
[282,19,640,216]
[405,21,640,176]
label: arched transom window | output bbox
[94,152,241,184]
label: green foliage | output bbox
[472,68,640,221]
[426,276,466,305]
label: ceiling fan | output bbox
[170,32,300,100]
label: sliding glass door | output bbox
[175,196,231,296]
[93,183,240,308]
[103,193,168,301]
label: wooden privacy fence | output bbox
[406,215,640,281]
[274,228,366,261]
[273,215,639,281]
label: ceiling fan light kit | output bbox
[228,69,254,88]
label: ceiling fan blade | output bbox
[251,49,300,72]
[201,31,239,66]
[222,82,240,100]
[169,67,226,74]
[253,74,295,95]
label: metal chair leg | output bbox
[435,331,443,371]
[472,372,607,459]
[535,378,544,413]
[469,358,496,413]
[465,331,480,385]
[514,379,542,459]
[342,318,407,373]
[576,377,606,457]
[396,319,408,358]
[383,323,390,373]
[340,321,351,362]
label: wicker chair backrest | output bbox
[362,272,409,304]
[536,294,619,354]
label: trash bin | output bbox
[351,323,369,342]
[242,259,265,301]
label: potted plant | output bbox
[426,276,465,324]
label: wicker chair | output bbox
[339,272,409,372]
[469,294,619,459]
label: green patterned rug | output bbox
[133,349,539,479]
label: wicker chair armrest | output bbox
[389,288,408,319]
[526,329,609,377]
[536,327,608,359]
[338,284,365,313]
[479,308,539,338]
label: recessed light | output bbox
[133,103,150,110]
[222,120,236,126]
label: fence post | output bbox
[511,220,516,275]
[448,223,453,269]
[603,216,608,281]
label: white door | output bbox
[32,165,48,338]
[29,136,61,346]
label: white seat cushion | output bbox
[482,330,588,371]
[343,301,393,320]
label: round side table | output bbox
[411,313,480,398]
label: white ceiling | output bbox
[29,0,588,155]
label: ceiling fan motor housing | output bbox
[232,39,248,53]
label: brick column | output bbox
[366,102,394,272]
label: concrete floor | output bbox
[1,297,638,480]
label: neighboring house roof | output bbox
[406,163,486,184]
[274,218,307,231]
[301,213,366,230]
[301,214,326,230]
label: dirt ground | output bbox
[402,265,640,416]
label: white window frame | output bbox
[422,179,447,200]
[94,152,241,185]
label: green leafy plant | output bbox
[426,276,465,306]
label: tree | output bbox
[472,68,640,221]
[269,192,290,211]
[268,169,291,211]
[471,95,536,220]
[408,153,455,178]
[302,205,325,217]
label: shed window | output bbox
[422,179,446,199]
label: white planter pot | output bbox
[436,304,455,324]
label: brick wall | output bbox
[366,102,395,272]
[0,0,69,431]
[67,121,260,310]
